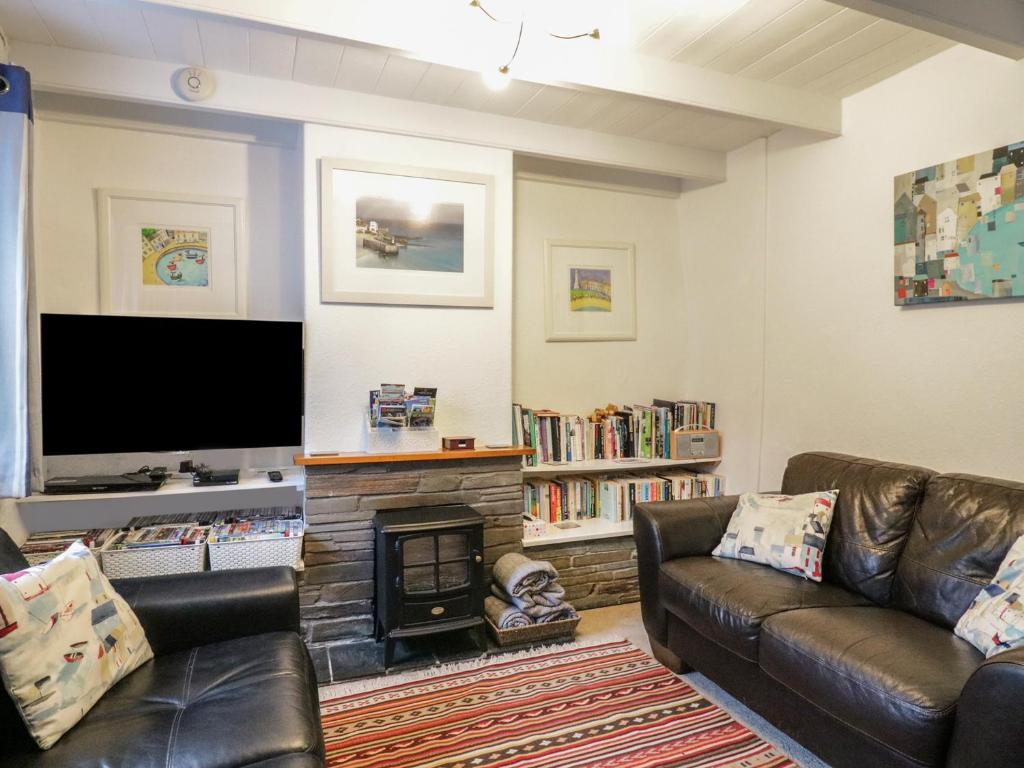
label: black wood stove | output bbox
[373,504,485,667]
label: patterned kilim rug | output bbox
[319,640,796,768]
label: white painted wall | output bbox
[680,44,1024,490]
[677,140,767,493]
[512,176,684,415]
[302,124,513,452]
[33,113,303,320]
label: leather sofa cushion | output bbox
[893,473,1024,630]
[760,606,983,767]
[4,631,323,768]
[781,452,934,605]
[659,557,870,662]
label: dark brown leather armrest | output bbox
[633,496,738,644]
[948,646,1024,767]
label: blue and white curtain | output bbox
[0,63,33,501]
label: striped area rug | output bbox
[320,640,795,768]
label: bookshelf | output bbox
[523,518,635,548]
[523,456,719,476]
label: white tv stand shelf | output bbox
[18,469,304,533]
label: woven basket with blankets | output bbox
[484,553,579,645]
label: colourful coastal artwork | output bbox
[355,196,464,273]
[569,267,612,312]
[894,141,1024,304]
[141,227,209,287]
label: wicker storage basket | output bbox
[485,616,580,647]
[207,534,303,571]
[101,532,208,579]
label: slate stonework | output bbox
[300,456,525,682]
[524,538,639,611]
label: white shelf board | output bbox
[522,456,720,476]
[22,469,304,503]
[523,518,634,547]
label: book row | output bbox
[512,399,717,466]
[523,471,725,524]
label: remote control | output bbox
[268,470,283,483]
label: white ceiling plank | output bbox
[684,118,774,151]
[0,0,54,45]
[133,0,843,135]
[31,0,107,51]
[141,6,204,64]
[771,19,910,88]
[829,37,952,96]
[513,85,582,122]
[485,80,543,117]
[374,55,429,99]
[707,0,842,74]
[637,0,752,60]
[293,36,343,87]
[634,106,717,144]
[410,63,466,104]
[15,41,726,181]
[84,0,155,59]
[250,28,296,80]
[623,0,684,48]
[197,17,249,73]
[443,74,494,112]
[738,7,876,80]
[803,29,950,94]
[584,97,649,134]
[545,92,619,130]
[334,45,386,91]
[602,100,675,137]
[672,0,806,67]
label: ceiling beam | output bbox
[12,42,725,182]
[131,0,842,136]
[830,0,1024,59]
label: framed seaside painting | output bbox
[544,239,636,341]
[894,140,1024,305]
[319,158,495,307]
[97,189,247,317]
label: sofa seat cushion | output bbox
[659,557,871,662]
[760,606,983,767]
[5,631,323,768]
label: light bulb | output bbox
[482,66,511,91]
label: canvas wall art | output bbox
[894,141,1024,305]
[545,240,635,341]
[98,190,246,318]
[320,158,494,307]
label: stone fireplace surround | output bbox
[298,451,639,683]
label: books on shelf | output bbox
[523,469,725,525]
[112,525,208,549]
[512,398,717,467]
[20,529,119,564]
[208,518,304,543]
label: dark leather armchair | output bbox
[0,530,325,768]
[636,452,1024,768]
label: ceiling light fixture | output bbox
[470,0,599,88]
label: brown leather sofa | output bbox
[635,451,1024,768]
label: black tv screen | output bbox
[41,314,303,455]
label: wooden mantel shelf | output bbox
[294,446,535,466]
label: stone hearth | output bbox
[299,455,524,682]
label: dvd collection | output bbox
[524,470,725,524]
[369,384,437,428]
[512,398,717,467]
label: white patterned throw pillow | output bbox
[712,490,838,581]
[955,534,1024,658]
[0,541,153,749]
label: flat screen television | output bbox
[40,314,303,456]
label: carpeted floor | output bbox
[320,639,797,768]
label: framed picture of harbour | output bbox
[544,240,636,341]
[320,158,494,307]
[98,189,247,317]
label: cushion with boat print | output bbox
[0,541,152,749]
[956,534,1024,658]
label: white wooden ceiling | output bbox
[0,0,952,153]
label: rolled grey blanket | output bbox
[493,552,558,597]
[536,603,578,624]
[491,582,566,609]
[484,596,532,629]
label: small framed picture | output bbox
[97,189,247,317]
[544,239,637,341]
